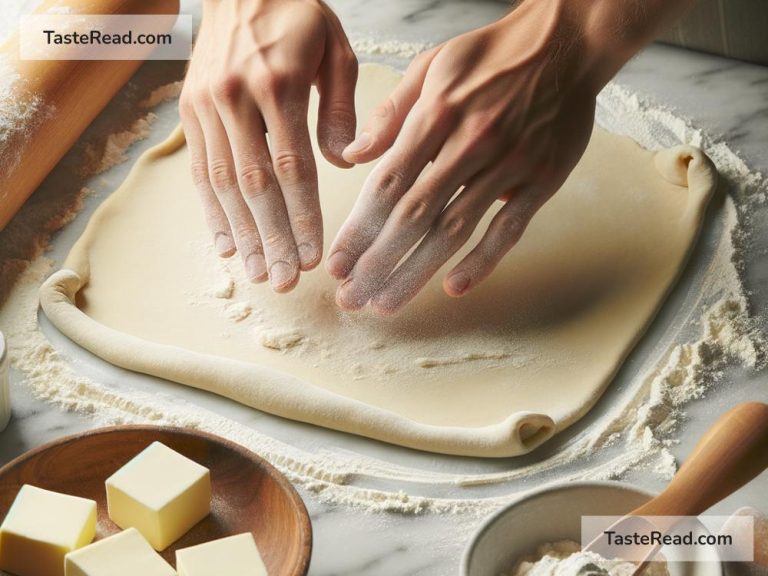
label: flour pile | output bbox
[0,27,766,519]
[509,541,669,576]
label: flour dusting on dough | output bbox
[415,352,516,368]
[258,328,305,351]
[209,277,234,299]
[225,302,252,322]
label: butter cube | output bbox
[0,485,97,576]
[176,533,268,576]
[105,442,211,551]
[65,528,176,576]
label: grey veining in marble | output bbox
[1,1,767,575]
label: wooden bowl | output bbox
[0,425,312,575]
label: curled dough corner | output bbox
[510,412,557,452]
[654,145,718,193]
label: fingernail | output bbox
[446,272,470,295]
[298,243,319,269]
[343,132,372,156]
[215,233,235,257]
[245,253,267,281]
[269,260,296,290]
[336,277,369,311]
[327,251,352,278]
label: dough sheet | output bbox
[40,65,717,457]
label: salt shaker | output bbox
[0,331,10,432]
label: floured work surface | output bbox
[40,64,717,457]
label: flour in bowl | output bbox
[510,541,669,576]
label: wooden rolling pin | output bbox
[0,0,180,231]
[584,402,768,574]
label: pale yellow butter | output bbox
[65,528,176,576]
[0,485,97,576]
[176,533,268,576]
[105,442,211,551]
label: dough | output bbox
[39,65,717,457]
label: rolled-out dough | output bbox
[39,65,717,457]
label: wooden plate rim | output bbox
[0,424,313,576]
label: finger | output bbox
[336,140,485,311]
[180,94,237,258]
[369,180,501,315]
[342,46,439,165]
[443,186,543,298]
[194,92,268,283]
[327,102,449,280]
[261,93,323,272]
[212,88,301,293]
[316,11,358,167]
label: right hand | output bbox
[180,0,357,292]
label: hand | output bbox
[327,0,688,314]
[180,0,357,292]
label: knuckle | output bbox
[410,49,434,70]
[426,98,459,129]
[258,69,293,99]
[189,87,214,110]
[373,167,406,197]
[211,74,244,104]
[262,230,287,251]
[395,196,432,227]
[324,104,356,129]
[372,98,396,121]
[465,113,499,142]
[342,50,358,75]
[273,152,307,184]
[239,164,274,196]
[291,211,320,235]
[436,213,470,243]
[189,160,210,188]
[208,160,237,193]
[496,212,529,242]
[231,223,256,245]
[178,93,195,119]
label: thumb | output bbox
[316,33,359,168]
[342,46,440,165]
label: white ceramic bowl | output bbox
[461,481,722,576]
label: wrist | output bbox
[563,0,697,90]
[496,0,695,95]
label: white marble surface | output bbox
[2,1,768,575]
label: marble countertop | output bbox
[2,1,767,575]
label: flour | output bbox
[139,81,184,109]
[509,541,669,576]
[80,114,158,174]
[258,328,305,351]
[0,32,765,521]
[0,59,47,175]
[225,302,252,322]
[415,352,515,369]
[209,277,235,299]
[350,35,433,59]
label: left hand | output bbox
[326,0,600,314]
